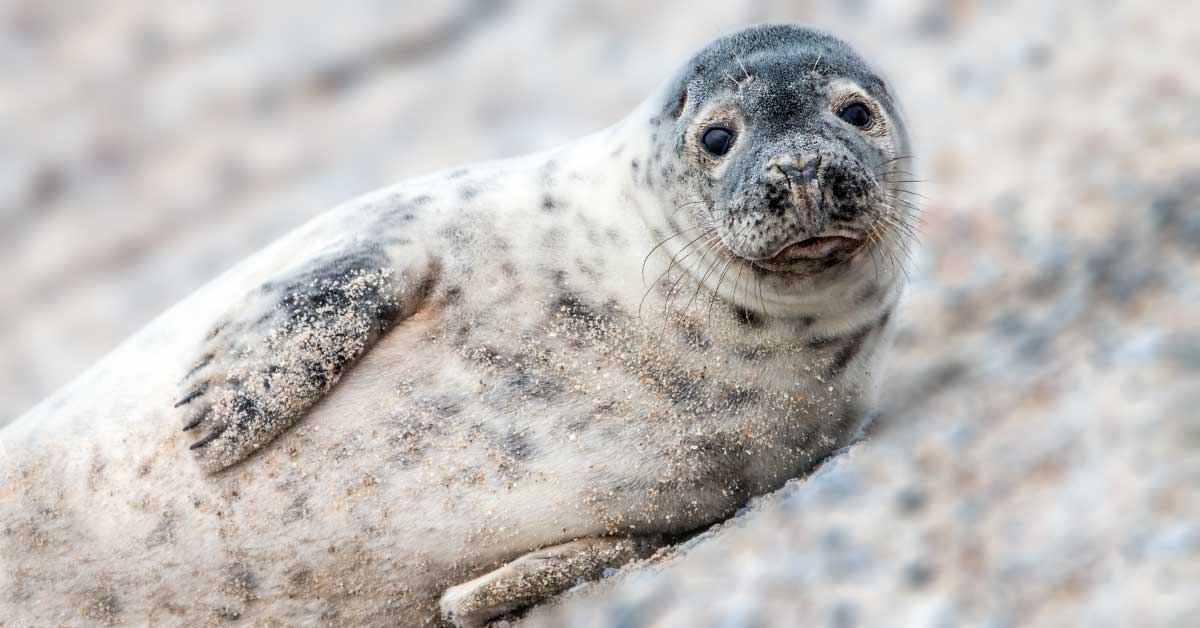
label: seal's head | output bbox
[647,24,915,284]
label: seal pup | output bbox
[0,24,916,627]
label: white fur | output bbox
[0,75,904,628]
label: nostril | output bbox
[771,154,824,188]
[800,154,822,181]
[772,163,801,189]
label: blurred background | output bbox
[2,0,1197,625]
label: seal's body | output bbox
[0,25,915,627]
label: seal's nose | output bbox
[765,152,829,223]
[770,153,824,192]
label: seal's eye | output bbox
[837,102,873,129]
[701,126,735,156]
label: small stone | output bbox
[902,560,936,588]
[829,601,858,628]
[895,486,928,514]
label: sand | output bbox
[3,0,1196,625]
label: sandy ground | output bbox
[3,0,1197,626]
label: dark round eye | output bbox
[837,102,873,129]
[701,126,735,156]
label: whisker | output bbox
[889,189,929,201]
[638,227,715,322]
[681,211,759,323]
[864,223,883,282]
[658,239,715,336]
[641,225,706,285]
[755,266,770,318]
[877,209,922,239]
[706,254,738,323]
[663,236,722,334]
[731,260,747,316]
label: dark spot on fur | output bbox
[506,366,564,401]
[858,282,880,304]
[460,186,478,201]
[441,225,470,245]
[733,343,775,361]
[673,317,712,350]
[642,363,705,407]
[563,416,590,436]
[719,385,759,408]
[441,285,463,305]
[382,194,433,223]
[554,291,605,323]
[283,494,310,524]
[732,306,764,328]
[575,258,600,279]
[146,508,178,547]
[541,195,560,213]
[424,395,463,417]
[549,268,618,326]
[467,345,506,367]
[224,564,259,601]
[659,431,753,507]
[878,307,894,329]
[828,326,873,375]
[87,453,107,492]
[226,392,264,430]
[631,159,640,174]
[468,344,564,401]
[501,431,536,462]
[287,567,313,590]
[82,590,122,624]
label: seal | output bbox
[0,24,916,627]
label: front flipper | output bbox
[440,537,659,628]
[175,246,434,472]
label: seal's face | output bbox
[658,25,914,279]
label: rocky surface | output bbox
[3,0,1197,626]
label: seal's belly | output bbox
[300,298,863,546]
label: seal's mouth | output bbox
[748,234,863,272]
[774,236,861,261]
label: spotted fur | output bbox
[0,25,915,627]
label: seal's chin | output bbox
[744,235,863,274]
